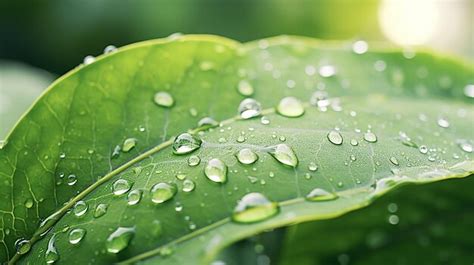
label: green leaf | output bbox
[0,35,472,264]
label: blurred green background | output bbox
[0,0,473,137]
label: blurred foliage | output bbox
[0,0,380,75]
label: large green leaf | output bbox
[0,35,472,264]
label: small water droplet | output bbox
[182,179,196,192]
[104,45,117,54]
[59,153,66,159]
[237,80,254,96]
[112,179,132,195]
[73,201,88,217]
[260,116,270,125]
[236,148,258,165]
[352,40,368,54]
[350,154,356,161]
[122,138,137,152]
[67,174,77,186]
[306,188,338,201]
[94,203,108,218]
[154,91,174,108]
[277,97,305,117]
[173,133,202,155]
[458,141,473,153]
[83,55,95,65]
[388,214,399,225]
[205,158,227,183]
[232,193,279,223]
[350,139,359,146]
[15,239,31,255]
[111,145,121,159]
[0,140,7,149]
[198,117,219,128]
[327,130,343,145]
[389,157,399,166]
[308,162,318,172]
[419,145,428,154]
[151,183,177,203]
[106,227,135,254]
[24,198,33,209]
[69,228,86,244]
[188,155,201,166]
[45,235,59,264]
[238,98,262,119]
[268,144,298,167]
[464,84,474,98]
[319,65,336,77]
[364,132,377,143]
[437,118,449,128]
[127,190,142,205]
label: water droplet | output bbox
[15,239,31,255]
[73,201,88,217]
[350,154,357,161]
[238,98,261,119]
[437,118,449,128]
[236,148,258,165]
[352,40,368,54]
[104,45,117,54]
[182,179,195,192]
[327,130,343,145]
[419,145,428,154]
[151,183,177,203]
[83,55,95,65]
[305,65,316,76]
[24,198,33,209]
[319,65,336,77]
[388,215,399,225]
[308,162,318,172]
[268,144,298,167]
[69,228,86,244]
[232,193,279,223]
[306,188,338,201]
[198,117,219,128]
[277,97,305,117]
[188,155,201,166]
[112,145,121,158]
[237,80,254,96]
[458,141,473,153]
[112,179,132,195]
[389,157,399,166]
[122,138,137,152]
[363,132,377,143]
[0,140,7,149]
[260,116,270,125]
[374,60,387,71]
[67,174,77,186]
[175,173,186,180]
[199,61,214,71]
[154,91,174,108]
[205,158,227,183]
[106,227,135,254]
[464,84,474,98]
[127,190,142,205]
[45,235,59,264]
[94,203,108,218]
[59,153,66,159]
[173,133,202,155]
[350,139,359,146]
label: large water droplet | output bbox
[73,201,88,217]
[154,91,174,108]
[112,179,132,195]
[69,228,86,244]
[238,98,262,119]
[232,193,279,223]
[306,188,338,201]
[173,133,202,155]
[327,130,343,145]
[277,97,305,117]
[182,179,196,192]
[236,148,258,165]
[458,141,473,153]
[45,235,59,264]
[437,118,449,128]
[15,239,31,255]
[122,138,137,152]
[127,190,142,205]
[106,227,135,254]
[363,132,377,143]
[151,183,177,203]
[205,158,228,183]
[94,203,108,218]
[268,144,298,167]
[237,80,254,96]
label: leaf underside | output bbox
[0,35,473,264]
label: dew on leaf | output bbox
[122,138,137,152]
[68,228,86,244]
[327,130,343,145]
[73,201,88,217]
[127,190,142,205]
[94,203,108,218]
[83,55,95,65]
[175,173,186,181]
[419,145,428,154]
[198,117,219,128]
[306,188,338,201]
[350,139,359,146]
[45,235,59,264]
[182,179,196,192]
[154,91,174,108]
[319,65,336,77]
[305,65,316,76]
[268,144,298,167]
[238,98,262,119]
[437,118,449,128]
[112,179,132,195]
[172,133,202,155]
[260,116,270,125]
[188,155,201,166]
[205,158,228,183]
[237,80,254,96]
[389,157,399,166]
[67,174,77,186]
[111,145,121,158]
[352,40,368,54]
[363,132,377,143]
[106,227,135,254]
[151,183,177,203]
[15,239,31,255]
[276,97,305,117]
[308,162,318,172]
[458,141,473,153]
[232,193,279,223]
[464,84,474,98]
[236,148,258,165]
[104,45,117,54]
[24,198,33,209]
[310,91,330,107]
